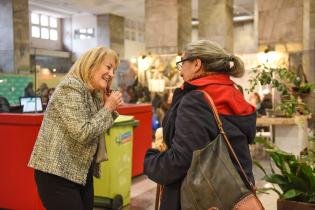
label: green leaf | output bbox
[269,160,275,174]
[278,158,292,175]
[253,159,267,176]
[288,160,298,174]
[300,164,314,178]
[272,79,279,86]
[300,164,315,190]
[254,137,274,149]
[257,187,282,197]
[283,189,303,199]
[268,152,284,171]
[267,148,295,160]
[293,76,302,87]
[286,173,309,191]
[264,174,288,185]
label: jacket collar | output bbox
[181,73,234,90]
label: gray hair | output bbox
[184,40,244,78]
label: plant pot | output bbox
[277,199,315,210]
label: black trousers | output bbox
[34,168,94,210]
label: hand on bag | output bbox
[154,128,168,152]
[103,91,123,112]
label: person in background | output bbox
[259,93,273,116]
[249,92,261,112]
[28,46,123,210]
[0,96,10,112]
[47,88,55,101]
[135,85,151,103]
[37,83,49,104]
[126,85,138,103]
[249,92,273,116]
[143,40,256,210]
[24,82,35,97]
[156,91,173,125]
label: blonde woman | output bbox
[28,47,123,210]
[144,40,256,209]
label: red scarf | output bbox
[185,74,255,115]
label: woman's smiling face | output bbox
[90,55,116,90]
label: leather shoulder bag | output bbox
[180,90,264,210]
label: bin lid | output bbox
[113,115,138,126]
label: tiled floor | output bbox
[95,146,278,210]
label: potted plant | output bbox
[247,64,315,117]
[254,138,315,210]
[309,129,315,150]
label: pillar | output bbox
[145,0,191,54]
[303,0,315,83]
[258,0,303,51]
[198,0,234,52]
[97,14,125,58]
[0,0,30,73]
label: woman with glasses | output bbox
[144,40,257,210]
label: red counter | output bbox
[0,104,152,209]
[0,113,45,210]
[118,104,152,177]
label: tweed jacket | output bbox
[28,76,118,185]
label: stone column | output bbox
[0,0,30,73]
[303,0,315,83]
[303,0,315,128]
[258,0,314,80]
[97,14,125,58]
[258,0,303,51]
[198,0,234,52]
[145,0,191,54]
[0,0,14,72]
[61,17,73,53]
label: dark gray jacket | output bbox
[144,78,256,210]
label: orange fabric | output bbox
[187,74,255,115]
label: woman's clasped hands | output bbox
[104,90,123,111]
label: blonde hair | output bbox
[67,46,120,90]
[184,40,244,78]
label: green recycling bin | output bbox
[94,115,138,210]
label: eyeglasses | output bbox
[176,57,195,71]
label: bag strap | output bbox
[155,184,161,210]
[197,90,256,193]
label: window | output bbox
[31,13,39,24]
[40,15,48,26]
[31,12,58,41]
[124,19,145,43]
[41,28,49,39]
[50,17,57,28]
[31,26,40,38]
[87,28,93,34]
[50,29,58,40]
[74,28,95,40]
